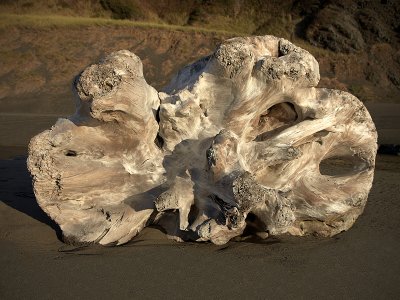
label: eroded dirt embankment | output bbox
[0,26,227,114]
[1,25,399,114]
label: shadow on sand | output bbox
[0,156,62,240]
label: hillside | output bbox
[0,0,399,150]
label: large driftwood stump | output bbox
[28,36,377,245]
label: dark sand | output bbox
[1,154,400,299]
[1,102,399,299]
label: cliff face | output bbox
[297,0,400,103]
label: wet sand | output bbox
[1,101,398,156]
[365,103,400,144]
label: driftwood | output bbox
[28,36,377,245]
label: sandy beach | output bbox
[1,103,400,298]
[0,154,399,299]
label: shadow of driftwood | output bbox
[0,156,63,240]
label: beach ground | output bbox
[1,148,399,299]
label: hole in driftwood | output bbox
[319,155,368,176]
[154,107,164,148]
[244,212,267,233]
[65,150,77,157]
[254,102,298,141]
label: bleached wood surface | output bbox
[28,36,377,245]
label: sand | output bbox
[1,154,400,299]
[1,106,400,299]
[0,94,399,299]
